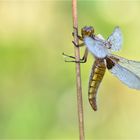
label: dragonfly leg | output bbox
[64,59,86,63]
[72,27,83,41]
[72,41,84,48]
[62,52,85,63]
[72,32,83,41]
[62,52,75,59]
[82,48,88,63]
[62,48,88,63]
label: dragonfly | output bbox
[63,26,140,111]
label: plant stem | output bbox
[72,0,85,140]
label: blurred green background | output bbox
[0,0,140,139]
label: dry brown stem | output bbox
[72,0,85,140]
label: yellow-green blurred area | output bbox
[1,0,140,139]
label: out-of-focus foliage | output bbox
[0,0,140,139]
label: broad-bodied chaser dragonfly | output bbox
[63,26,140,111]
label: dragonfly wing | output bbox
[84,36,108,58]
[106,54,140,90]
[107,26,123,52]
[109,54,140,77]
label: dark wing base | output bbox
[106,54,140,90]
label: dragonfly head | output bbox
[81,26,94,38]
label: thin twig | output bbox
[72,0,85,140]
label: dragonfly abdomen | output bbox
[88,59,106,111]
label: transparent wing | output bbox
[110,54,140,77]
[84,36,108,58]
[107,26,123,52]
[106,54,140,90]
